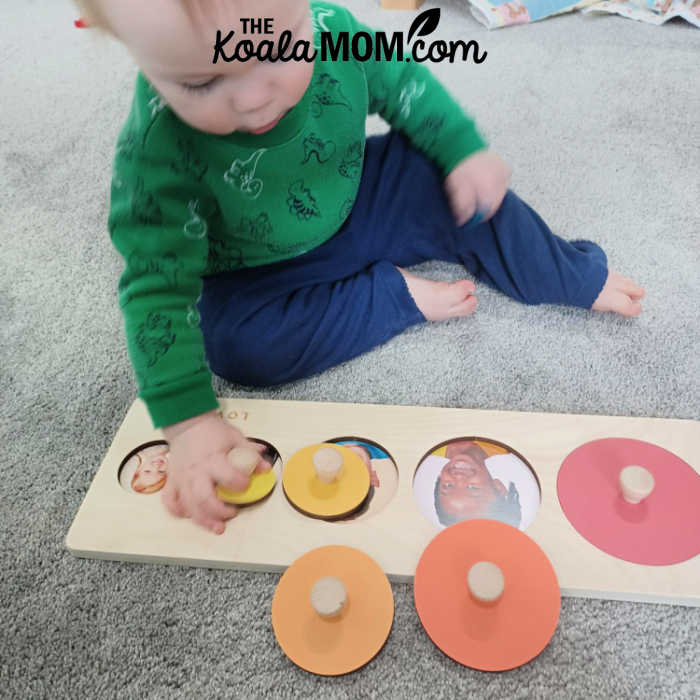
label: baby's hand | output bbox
[161,410,271,534]
[444,150,512,226]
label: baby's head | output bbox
[75,0,314,135]
[433,441,521,527]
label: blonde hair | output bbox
[131,472,167,494]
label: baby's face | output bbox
[102,0,314,135]
[132,445,169,489]
[437,453,501,520]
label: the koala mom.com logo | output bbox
[213,9,487,65]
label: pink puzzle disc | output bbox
[557,438,700,565]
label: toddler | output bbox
[76,0,644,535]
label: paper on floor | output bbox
[468,0,700,27]
[581,0,700,27]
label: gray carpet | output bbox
[2,0,699,697]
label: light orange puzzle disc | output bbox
[271,546,394,676]
[282,444,370,519]
[414,519,560,672]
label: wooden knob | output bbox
[619,465,655,504]
[310,576,347,618]
[228,446,259,477]
[312,447,344,484]
[467,561,505,604]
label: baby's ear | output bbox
[492,479,507,498]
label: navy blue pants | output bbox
[198,131,607,386]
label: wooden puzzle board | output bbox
[66,398,700,606]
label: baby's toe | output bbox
[453,279,476,300]
[618,296,643,317]
[446,281,477,316]
[441,280,473,307]
[454,294,478,316]
[621,279,645,300]
[612,270,645,299]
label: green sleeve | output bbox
[339,6,488,174]
[109,119,219,428]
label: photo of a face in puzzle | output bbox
[412,438,540,530]
[118,441,170,495]
[324,438,399,522]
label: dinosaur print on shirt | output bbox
[311,74,352,117]
[186,303,201,328]
[170,137,208,182]
[207,237,245,273]
[119,252,184,306]
[301,133,337,165]
[414,113,446,152]
[135,312,176,367]
[339,197,355,223]
[183,200,208,239]
[287,179,321,220]
[238,213,273,243]
[116,130,138,162]
[131,177,162,226]
[398,80,426,119]
[311,5,335,42]
[338,141,363,179]
[224,149,266,200]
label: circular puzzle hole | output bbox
[413,437,541,531]
[117,437,282,498]
[323,437,399,523]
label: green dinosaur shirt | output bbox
[109,1,487,428]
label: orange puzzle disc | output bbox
[271,545,394,676]
[414,519,560,672]
[282,444,371,520]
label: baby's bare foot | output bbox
[398,267,477,321]
[592,270,645,317]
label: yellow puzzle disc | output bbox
[283,444,370,519]
[217,469,277,506]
